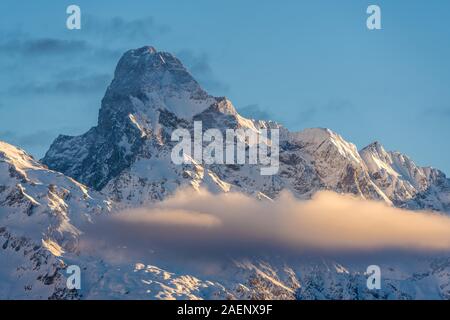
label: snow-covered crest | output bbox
[2,45,449,299]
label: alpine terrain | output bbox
[1,46,450,299]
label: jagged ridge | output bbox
[2,46,450,299]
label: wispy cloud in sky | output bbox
[0,37,89,56]
[177,49,230,94]
[0,126,83,150]
[237,104,274,121]
[82,15,171,43]
[422,107,450,119]
[292,98,356,126]
[9,73,111,95]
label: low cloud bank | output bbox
[82,189,450,256]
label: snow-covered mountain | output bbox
[2,46,450,299]
[42,46,450,213]
[360,141,450,212]
[0,141,111,298]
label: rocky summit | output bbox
[1,46,450,299]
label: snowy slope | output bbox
[0,141,112,299]
[2,46,450,299]
[360,141,450,211]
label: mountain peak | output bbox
[361,141,387,155]
[370,140,382,148]
[289,128,363,165]
[101,46,211,120]
[0,140,42,171]
[290,128,351,147]
[134,45,157,54]
[110,46,201,93]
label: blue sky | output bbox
[0,0,449,173]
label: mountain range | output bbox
[1,46,450,299]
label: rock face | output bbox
[2,46,450,299]
[360,141,450,212]
[0,141,111,299]
[42,46,215,191]
[42,46,450,212]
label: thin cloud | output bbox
[177,50,230,93]
[238,104,273,121]
[422,107,450,118]
[292,98,356,126]
[0,37,89,56]
[0,127,81,149]
[83,15,171,42]
[9,73,111,95]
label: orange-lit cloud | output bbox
[83,189,450,255]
